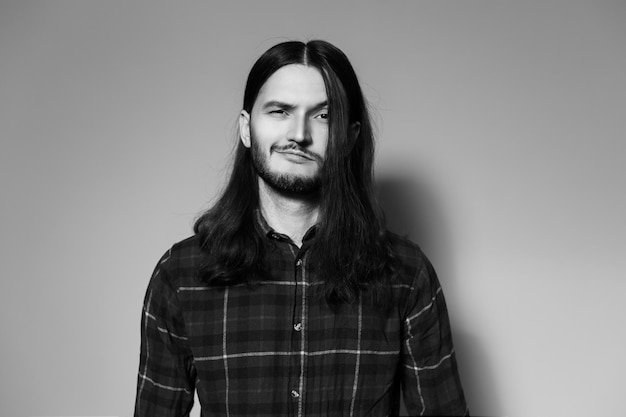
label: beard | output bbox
[250,139,322,195]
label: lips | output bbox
[272,145,321,163]
[276,149,316,161]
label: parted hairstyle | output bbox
[193,40,398,311]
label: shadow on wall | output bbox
[454,330,505,417]
[377,174,447,259]
[377,174,503,416]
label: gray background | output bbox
[1,1,624,416]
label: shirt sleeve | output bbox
[134,250,197,417]
[399,253,469,416]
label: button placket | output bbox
[290,252,306,411]
[293,258,305,333]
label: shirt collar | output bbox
[254,209,318,243]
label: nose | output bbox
[289,113,311,145]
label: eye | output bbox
[315,111,329,120]
[269,109,288,116]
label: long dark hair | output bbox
[194,40,398,311]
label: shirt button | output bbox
[294,322,302,331]
[295,259,302,266]
[290,389,300,398]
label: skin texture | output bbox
[238,64,329,245]
[239,64,329,194]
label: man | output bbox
[135,40,469,417]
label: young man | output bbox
[135,40,469,417]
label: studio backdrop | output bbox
[1,2,624,416]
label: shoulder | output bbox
[169,234,204,262]
[386,232,431,281]
[149,235,205,290]
[386,232,442,316]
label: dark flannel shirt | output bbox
[135,215,468,417]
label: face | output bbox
[239,64,329,194]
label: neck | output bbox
[257,180,320,247]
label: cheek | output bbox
[252,116,284,138]
[250,128,273,152]
[312,126,329,153]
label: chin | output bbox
[272,165,318,179]
[262,171,321,195]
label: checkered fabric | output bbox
[135,216,468,417]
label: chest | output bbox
[178,283,403,358]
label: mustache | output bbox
[271,144,323,163]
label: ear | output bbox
[239,110,251,148]
[350,121,361,141]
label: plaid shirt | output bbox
[135,215,468,417]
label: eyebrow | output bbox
[261,100,328,111]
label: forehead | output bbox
[253,64,327,108]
